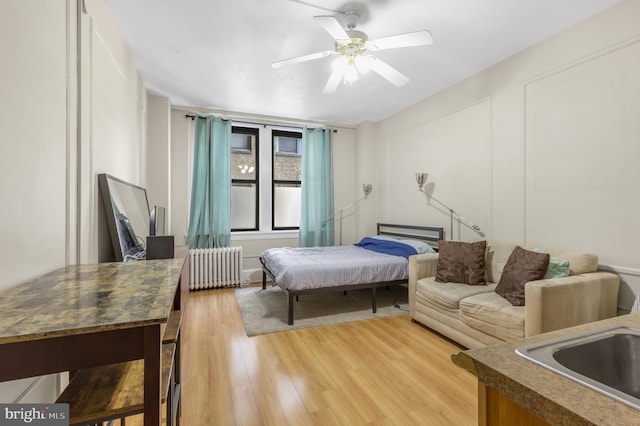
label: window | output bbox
[272,130,302,230]
[229,126,303,234]
[231,132,252,153]
[275,135,301,156]
[231,127,258,231]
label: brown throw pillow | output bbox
[495,246,550,306]
[435,240,487,285]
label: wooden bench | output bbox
[57,310,183,425]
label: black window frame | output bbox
[231,126,259,232]
[272,129,302,231]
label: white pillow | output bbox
[369,235,436,254]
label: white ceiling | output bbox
[104,0,621,127]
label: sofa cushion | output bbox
[459,291,526,341]
[547,250,598,275]
[417,276,496,310]
[485,242,518,283]
[435,240,487,285]
[495,246,550,306]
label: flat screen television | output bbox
[98,174,150,261]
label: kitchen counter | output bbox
[452,313,640,425]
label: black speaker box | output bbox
[146,235,175,260]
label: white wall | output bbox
[355,122,379,238]
[170,110,191,241]
[0,0,70,404]
[147,95,172,225]
[332,127,358,246]
[371,0,640,312]
[0,0,147,403]
[80,0,148,263]
[0,1,68,290]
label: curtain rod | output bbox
[184,113,337,133]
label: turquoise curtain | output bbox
[187,116,232,248]
[299,127,334,247]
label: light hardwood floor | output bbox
[131,288,478,425]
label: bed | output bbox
[259,223,444,325]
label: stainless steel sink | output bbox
[516,326,640,410]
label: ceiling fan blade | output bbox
[366,56,410,87]
[272,51,334,69]
[368,30,433,51]
[314,15,351,42]
[323,62,346,94]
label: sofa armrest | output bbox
[524,271,620,336]
[408,253,439,315]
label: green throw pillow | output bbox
[534,248,570,279]
[544,257,570,279]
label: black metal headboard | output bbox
[376,223,444,247]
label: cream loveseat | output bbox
[408,241,620,349]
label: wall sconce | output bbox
[363,183,372,198]
[416,173,428,192]
[416,172,482,239]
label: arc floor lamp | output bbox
[416,173,482,240]
[330,183,372,245]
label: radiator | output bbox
[189,247,243,290]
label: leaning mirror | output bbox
[98,173,150,261]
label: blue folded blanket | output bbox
[354,237,418,259]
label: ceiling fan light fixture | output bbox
[274,14,433,93]
[343,63,359,84]
[354,55,371,74]
[331,56,347,71]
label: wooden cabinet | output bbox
[478,383,549,426]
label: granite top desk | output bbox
[0,258,185,426]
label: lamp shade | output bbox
[416,173,428,191]
[363,183,372,198]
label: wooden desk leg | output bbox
[144,324,162,426]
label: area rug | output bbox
[235,285,409,336]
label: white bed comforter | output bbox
[260,245,408,291]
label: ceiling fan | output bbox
[272,11,433,94]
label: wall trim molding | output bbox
[599,264,640,278]
[523,34,640,87]
[387,95,492,139]
[522,33,640,248]
[383,96,493,239]
[171,105,356,131]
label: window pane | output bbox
[231,131,257,181]
[274,144,301,181]
[274,183,301,228]
[231,133,252,152]
[231,183,256,230]
[276,136,301,155]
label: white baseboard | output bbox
[243,268,265,285]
